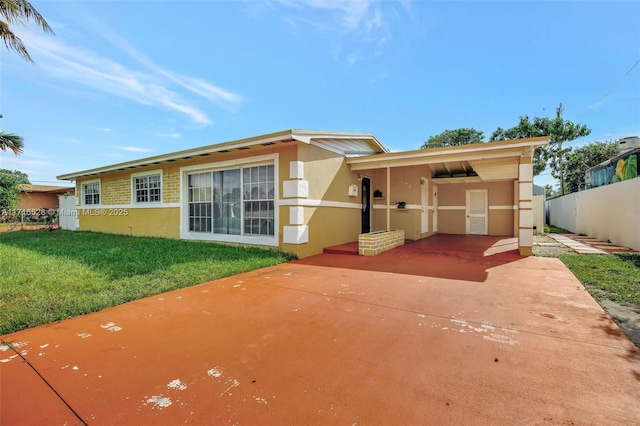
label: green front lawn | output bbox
[0,230,294,335]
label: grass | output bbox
[0,230,295,335]
[560,253,640,306]
[544,224,572,234]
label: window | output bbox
[83,181,100,205]
[243,165,275,236]
[187,164,274,237]
[134,174,161,203]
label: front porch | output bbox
[324,234,520,257]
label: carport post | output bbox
[386,166,391,231]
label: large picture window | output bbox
[83,181,100,205]
[187,164,274,237]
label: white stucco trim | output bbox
[290,206,304,225]
[283,180,309,198]
[519,163,533,180]
[181,232,279,247]
[437,206,466,210]
[79,203,180,210]
[373,204,421,210]
[283,226,309,244]
[488,205,518,210]
[278,199,361,209]
[519,182,533,201]
[290,161,304,179]
[519,209,534,228]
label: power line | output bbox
[578,58,640,119]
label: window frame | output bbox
[81,179,101,206]
[180,154,279,247]
[131,170,163,204]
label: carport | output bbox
[347,137,549,255]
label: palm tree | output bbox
[0,130,24,154]
[0,0,54,63]
[1,1,53,155]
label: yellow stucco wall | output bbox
[281,205,361,258]
[281,144,362,257]
[298,144,359,203]
[79,207,180,239]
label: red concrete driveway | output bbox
[2,236,639,425]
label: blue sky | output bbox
[1,0,639,189]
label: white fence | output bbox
[58,195,78,231]
[546,178,640,251]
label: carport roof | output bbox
[347,136,549,182]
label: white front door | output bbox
[421,177,429,234]
[466,189,488,235]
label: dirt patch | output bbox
[533,234,639,348]
[532,234,573,257]
[598,299,640,347]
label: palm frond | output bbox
[0,131,25,155]
[0,19,33,62]
[0,0,53,33]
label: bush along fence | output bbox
[0,208,60,231]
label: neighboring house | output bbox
[57,129,548,258]
[18,184,75,210]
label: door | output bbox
[420,177,429,234]
[466,189,488,235]
[361,177,371,234]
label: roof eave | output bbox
[347,137,550,167]
[57,129,390,181]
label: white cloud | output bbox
[273,0,409,65]
[0,153,59,181]
[111,145,153,153]
[14,25,242,126]
[89,22,244,112]
[155,132,182,139]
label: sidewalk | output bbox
[546,233,638,254]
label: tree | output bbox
[0,0,53,63]
[490,113,591,194]
[563,141,618,194]
[421,128,484,149]
[543,184,559,199]
[0,130,24,154]
[0,168,29,183]
[0,170,20,209]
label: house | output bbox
[57,129,548,258]
[18,184,75,210]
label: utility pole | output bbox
[556,103,565,196]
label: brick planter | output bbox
[358,230,405,256]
